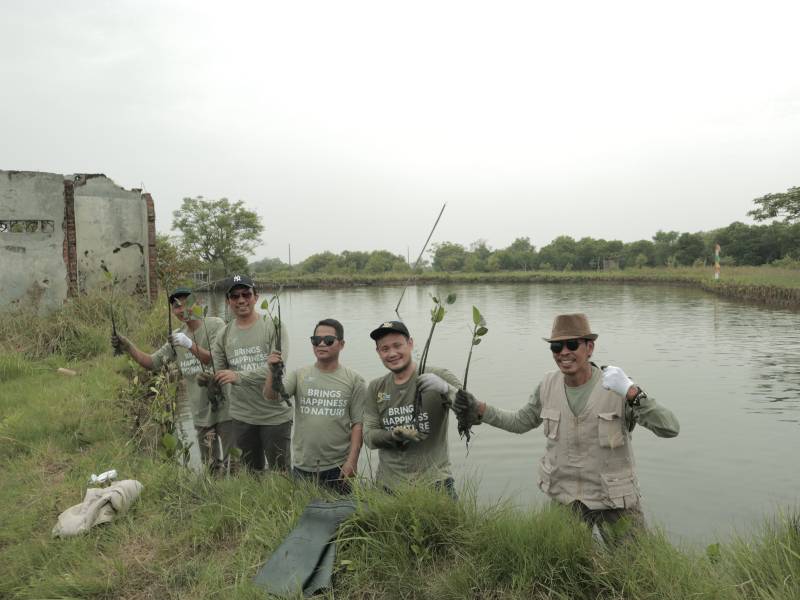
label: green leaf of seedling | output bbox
[472,338,482,345]
[161,433,178,452]
[229,447,243,459]
[260,299,269,310]
[476,326,488,336]
[472,306,482,325]
[203,305,209,317]
[434,305,445,323]
[431,295,439,304]
[190,305,204,319]
[706,542,721,563]
[446,293,457,304]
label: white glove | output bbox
[601,366,634,397]
[170,332,193,349]
[417,373,451,395]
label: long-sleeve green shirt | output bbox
[483,365,680,438]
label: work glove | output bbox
[417,373,451,396]
[454,389,482,426]
[111,334,131,354]
[169,332,193,349]
[601,366,634,397]
[391,426,421,443]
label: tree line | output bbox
[156,187,800,287]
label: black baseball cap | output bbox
[168,287,192,303]
[369,320,410,340]
[226,274,255,295]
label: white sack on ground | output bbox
[52,479,143,538]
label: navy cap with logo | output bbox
[226,274,255,295]
[168,286,192,303]
[369,320,410,341]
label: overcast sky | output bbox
[2,1,798,263]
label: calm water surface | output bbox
[180,282,800,542]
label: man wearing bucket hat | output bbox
[454,313,679,527]
[112,287,230,473]
[363,320,462,496]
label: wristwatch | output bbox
[629,386,647,407]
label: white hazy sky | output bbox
[2,1,799,263]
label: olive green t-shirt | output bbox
[281,364,366,471]
[211,318,292,426]
[364,366,461,488]
[151,317,227,427]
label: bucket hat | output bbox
[543,313,598,342]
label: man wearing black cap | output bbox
[112,287,231,472]
[363,320,462,495]
[211,275,293,472]
[454,313,679,528]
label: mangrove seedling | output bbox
[262,289,291,407]
[459,305,488,446]
[413,292,457,436]
[182,294,224,413]
[101,261,122,356]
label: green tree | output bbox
[674,232,706,266]
[748,186,800,222]
[431,242,468,272]
[652,230,680,266]
[155,233,203,291]
[249,256,290,274]
[538,236,577,271]
[172,197,263,274]
[490,237,537,271]
[364,250,409,273]
[299,251,340,273]
[621,239,655,267]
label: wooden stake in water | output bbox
[394,203,447,319]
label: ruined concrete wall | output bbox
[0,171,69,311]
[0,169,156,313]
[72,175,152,298]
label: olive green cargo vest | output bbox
[537,370,640,510]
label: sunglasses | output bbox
[310,335,339,347]
[228,290,253,300]
[549,339,585,353]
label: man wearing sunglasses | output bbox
[264,318,366,493]
[363,320,462,496]
[112,287,230,473]
[454,313,679,528]
[211,275,293,473]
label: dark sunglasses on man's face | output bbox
[550,339,584,353]
[310,335,339,347]
[228,290,253,301]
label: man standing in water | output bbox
[112,287,231,472]
[455,313,679,527]
[212,275,292,472]
[363,321,461,495]
[264,318,366,493]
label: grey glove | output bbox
[417,372,451,395]
[111,334,131,354]
[454,389,482,427]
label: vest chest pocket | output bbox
[598,412,625,448]
[541,408,561,440]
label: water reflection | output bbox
[179,282,800,543]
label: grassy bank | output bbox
[1,296,799,598]
[246,266,800,309]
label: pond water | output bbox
[179,282,800,543]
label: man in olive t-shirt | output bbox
[212,275,292,472]
[265,318,365,493]
[112,287,231,472]
[363,320,461,495]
